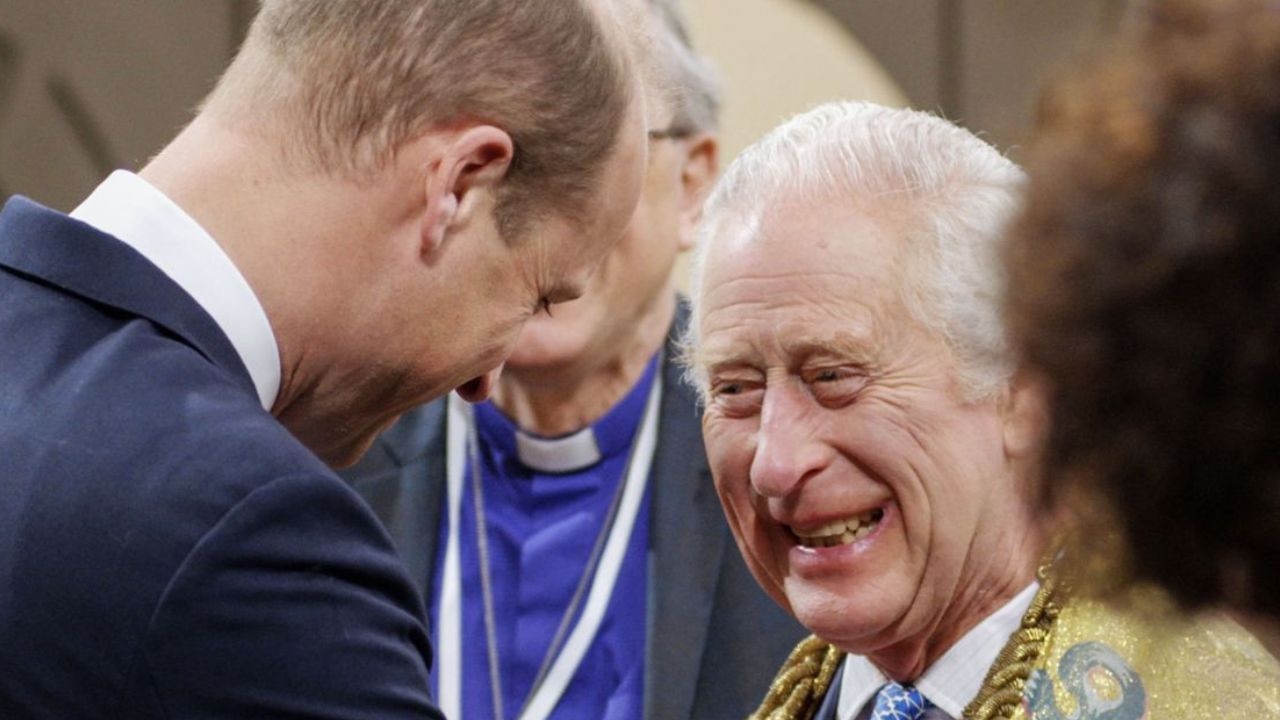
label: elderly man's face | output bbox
[696,199,1020,654]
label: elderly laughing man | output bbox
[682,101,1280,720]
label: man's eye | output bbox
[710,378,764,415]
[711,377,756,396]
[803,367,866,405]
[804,366,862,384]
[717,382,743,395]
[538,297,553,316]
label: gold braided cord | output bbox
[748,560,1063,720]
[963,563,1061,720]
[749,635,845,720]
[745,551,1280,718]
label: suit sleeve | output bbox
[133,473,445,719]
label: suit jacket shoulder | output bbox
[0,198,443,719]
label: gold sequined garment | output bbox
[749,569,1280,720]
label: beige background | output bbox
[0,1,252,210]
[687,0,908,161]
[676,0,910,290]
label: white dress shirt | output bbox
[837,583,1039,719]
[71,170,281,410]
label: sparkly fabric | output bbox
[1014,584,1280,720]
[750,570,1280,720]
[869,682,931,720]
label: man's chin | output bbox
[316,411,410,470]
[789,591,887,650]
[502,343,592,375]
[455,374,493,403]
[320,431,380,470]
[278,408,381,470]
[507,321,594,369]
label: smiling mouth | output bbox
[791,508,885,548]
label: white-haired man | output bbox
[683,101,1280,720]
[342,3,804,718]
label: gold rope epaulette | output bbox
[748,635,845,720]
[963,563,1061,720]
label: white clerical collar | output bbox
[515,427,602,473]
[836,582,1040,719]
[71,170,281,410]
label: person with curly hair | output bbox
[1005,0,1280,636]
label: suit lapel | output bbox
[350,400,448,597]
[815,664,844,720]
[644,304,728,720]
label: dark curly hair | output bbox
[1005,0,1280,615]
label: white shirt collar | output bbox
[836,582,1040,719]
[71,170,281,410]
[515,427,602,473]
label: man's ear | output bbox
[420,125,515,256]
[676,132,718,252]
[1000,368,1050,460]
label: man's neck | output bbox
[139,115,420,465]
[866,524,1045,682]
[492,294,676,436]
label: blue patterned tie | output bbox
[869,681,932,720]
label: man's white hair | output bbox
[684,101,1024,401]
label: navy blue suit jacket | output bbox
[340,302,807,720]
[0,197,444,719]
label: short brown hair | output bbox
[1006,0,1280,613]
[215,0,635,238]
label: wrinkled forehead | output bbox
[699,198,908,304]
[689,199,911,363]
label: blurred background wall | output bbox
[0,1,254,211]
[0,1,1125,211]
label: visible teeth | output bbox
[794,509,883,548]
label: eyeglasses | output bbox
[648,126,695,141]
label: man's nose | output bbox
[455,364,504,404]
[748,382,828,498]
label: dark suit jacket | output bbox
[341,302,807,720]
[0,197,444,719]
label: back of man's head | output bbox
[207,0,636,238]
